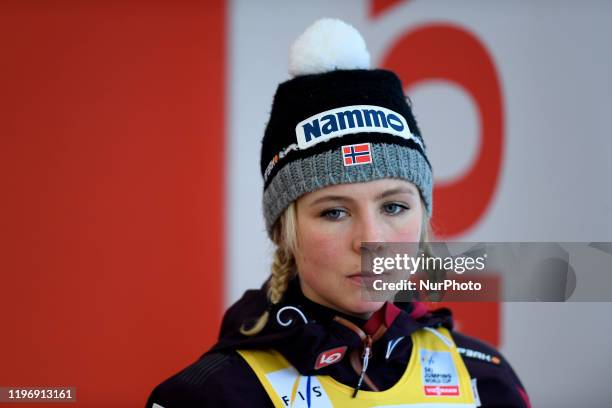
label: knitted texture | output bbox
[260,26,433,237]
[263,143,432,235]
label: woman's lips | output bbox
[347,272,381,286]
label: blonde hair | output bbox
[240,202,298,335]
[240,198,432,336]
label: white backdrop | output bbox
[226,1,612,406]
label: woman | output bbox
[147,18,530,407]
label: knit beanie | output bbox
[261,18,433,236]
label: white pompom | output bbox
[289,18,371,77]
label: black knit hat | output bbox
[260,19,433,236]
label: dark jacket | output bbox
[146,278,531,407]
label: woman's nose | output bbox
[351,213,384,254]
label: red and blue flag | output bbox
[342,143,372,166]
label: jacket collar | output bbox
[210,277,453,375]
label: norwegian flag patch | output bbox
[342,143,372,166]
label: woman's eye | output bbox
[383,203,408,215]
[320,208,347,220]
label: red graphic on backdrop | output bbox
[369,5,504,345]
[369,0,411,18]
[381,24,504,238]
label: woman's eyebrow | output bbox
[309,195,353,206]
[377,187,416,199]
[308,188,415,206]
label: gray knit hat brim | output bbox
[263,142,433,236]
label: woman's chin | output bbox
[343,300,386,319]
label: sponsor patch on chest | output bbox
[420,349,460,397]
[266,367,333,408]
[457,347,501,365]
[314,346,347,370]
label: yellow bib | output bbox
[237,327,477,407]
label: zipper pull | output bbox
[352,335,372,398]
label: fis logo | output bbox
[295,105,418,150]
[342,143,372,166]
[266,367,333,408]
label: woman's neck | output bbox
[285,277,374,326]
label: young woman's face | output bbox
[294,178,424,319]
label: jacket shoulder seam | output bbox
[174,352,232,387]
